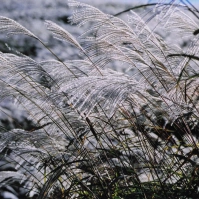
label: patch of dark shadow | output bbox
[19,15,24,19]
[193,29,199,35]
[0,39,37,57]
[182,40,189,48]
[12,118,37,131]
[1,119,10,130]
[11,44,37,57]
[22,45,37,57]
[0,40,10,53]
[57,15,70,24]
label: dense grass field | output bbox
[1,0,199,198]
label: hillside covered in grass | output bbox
[1,0,199,198]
